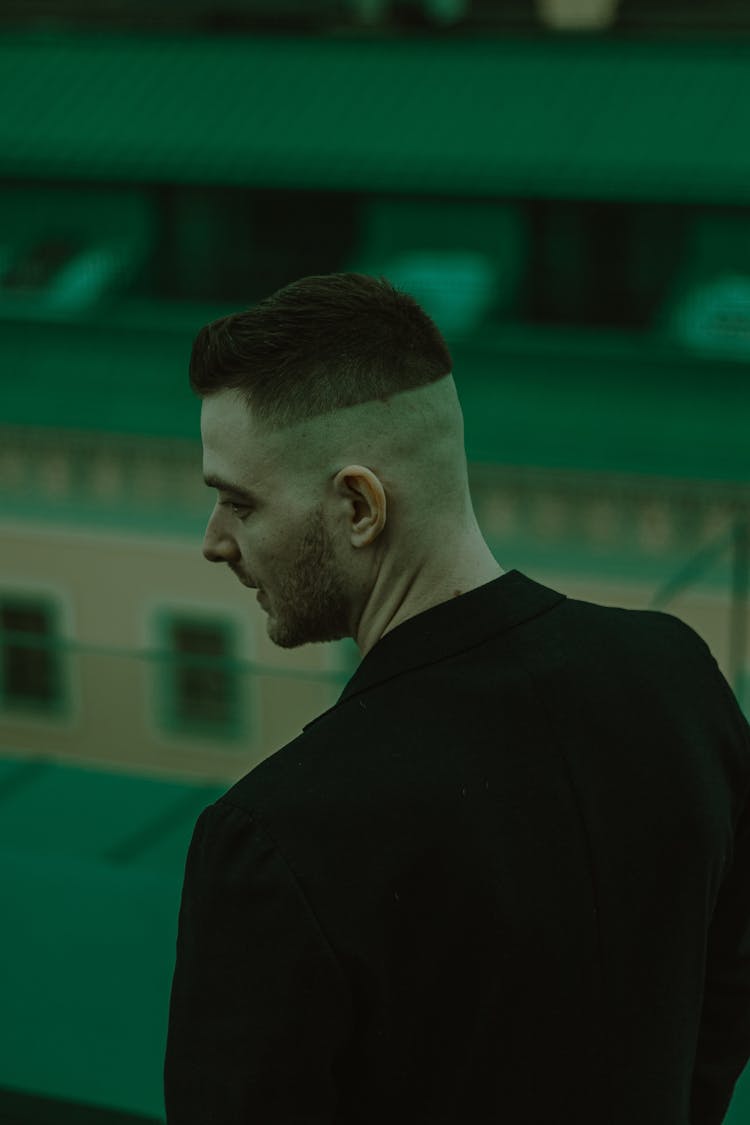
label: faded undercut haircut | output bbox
[188,272,453,432]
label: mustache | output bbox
[230,566,256,588]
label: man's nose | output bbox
[202,507,239,564]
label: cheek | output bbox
[247,524,282,564]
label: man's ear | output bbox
[334,465,387,547]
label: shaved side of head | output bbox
[266,373,474,545]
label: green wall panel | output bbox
[3,312,748,483]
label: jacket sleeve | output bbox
[691,781,750,1125]
[164,799,352,1125]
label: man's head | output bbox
[192,272,500,655]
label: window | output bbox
[0,597,64,715]
[160,615,243,739]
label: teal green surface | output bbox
[1,33,750,202]
[0,756,225,1119]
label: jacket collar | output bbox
[303,569,566,731]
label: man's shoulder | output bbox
[216,597,718,820]
[216,705,355,819]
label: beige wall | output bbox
[1,506,747,785]
[0,521,352,784]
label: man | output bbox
[164,273,750,1124]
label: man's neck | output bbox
[356,545,505,657]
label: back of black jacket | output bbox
[164,570,750,1124]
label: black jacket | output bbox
[164,569,750,1124]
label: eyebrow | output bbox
[203,475,258,504]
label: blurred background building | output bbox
[1,1,749,1121]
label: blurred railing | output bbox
[0,629,352,781]
[3,0,750,37]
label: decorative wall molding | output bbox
[2,425,749,561]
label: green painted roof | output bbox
[1,31,750,202]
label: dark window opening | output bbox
[1,599,63,712]
[167,618,240,734]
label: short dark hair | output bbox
[188,272,453,431]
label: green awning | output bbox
[1,31,749,202]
